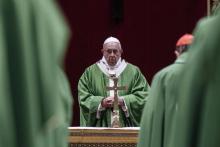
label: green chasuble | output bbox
[169,13,220,147]
[78,63,150,127]
[54,69,73,147]
[0,0,72,147]
[0,11,16,147]
[137,53,188,147]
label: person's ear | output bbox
[120,49,123,54]
[174,50,180,58]
[101,48,104,54]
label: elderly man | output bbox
[78,36,150,127]
[138,34,194,147]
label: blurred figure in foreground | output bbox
[169,4,220,147]
[138,34,193,147]
[0,0,73,147]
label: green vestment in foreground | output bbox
[0,0,73,147]
[169,13,220,147]
[137,53,187,147]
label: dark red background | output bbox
[57,0,206,126]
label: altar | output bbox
[68,127,140,147]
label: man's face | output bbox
[102,42,122,66]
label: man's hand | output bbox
[118,97,125,107]
[101,96,114,108]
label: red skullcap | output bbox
[176,34,194,46]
